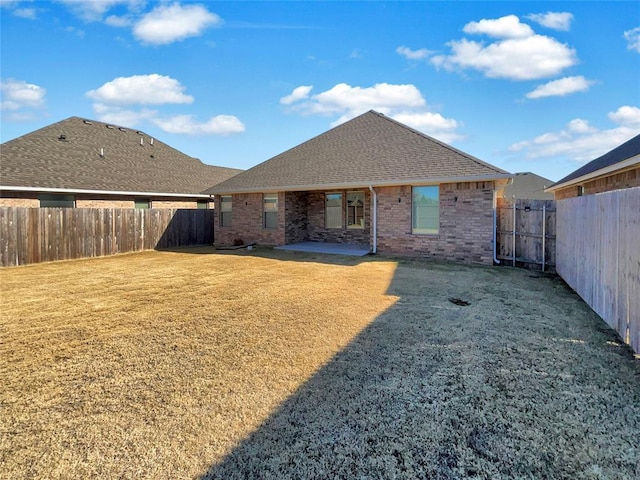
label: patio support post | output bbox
[369,185,377,254]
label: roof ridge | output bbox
[369,110,509,175]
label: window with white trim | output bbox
[220,195,232,227]
[412,186,439,234]
[263,193,278,229]
[346,191,364,229]
[326,193,342,228]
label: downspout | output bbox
[369,185,377,254]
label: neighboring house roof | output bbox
[1,116,242,197]
[546,133,640,192]
[497,172,554,200]
[207,110,510,194]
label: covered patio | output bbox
[275,241,371,256]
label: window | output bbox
[197,200,209,209]
[577,186,584,197]
[326,193,343,228]
[412,186,439,234]
[39,194,75,208]
[135,198,151,209]
[346,192,365,229]
[263,193,278,229]
[220,195,232,227]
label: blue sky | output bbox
[1,1,639,182]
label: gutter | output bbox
[369,185,377,254]
[209,173,513,195]
[544,155,639,192]
[0,185,212,199]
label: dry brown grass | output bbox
[1,247,639,479]
[1,247,398,479]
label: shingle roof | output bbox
[1,116,242,195]
[206,110,510,194]
[548,133,640,190]
[498,172,555,200]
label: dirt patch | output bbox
[1,247,639,479]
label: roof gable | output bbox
[1,117,242,195]
[208,111,509,194]
[548,133,640,190]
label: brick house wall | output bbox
[0,191,210,208]
[216,182,498,265]
[553,167,639,199]
[375,182,496,265]
[0,192,39,207]
[215,192,285,246]
[306,190,371,245]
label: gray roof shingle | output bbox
[548,133,640,189]
[207,110,509,194]
[1,116,242,195]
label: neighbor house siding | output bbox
[215,192,285,246]
[376,182,495,265]
[0,192,39,207]
[554,167,639,199]
[0,193,208,209]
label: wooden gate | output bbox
[496,198,556,272]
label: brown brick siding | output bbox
[375,182,496,265]
[0,192,209,209]
[554,167,639,199]
[215,192,285,246]
[216,183,497,264]
[306,190,371,245]
[0,192,39,207]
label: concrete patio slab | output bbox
[275,242,371,256]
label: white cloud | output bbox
[282,82,462,142]
[608,105,640,126]
[280,85,313,105]
[624,27,640,53]
[463,15,534,38]
[0,78,46,110]
[87,74,194,105]
[104,14,132,27]
[509,105,640,162]
[88,75,244,136]
[13,7,37,19]
[57,0,142,22]
[133,3,222,45]
[431,15,577,80]
[152,114,245,135]
[526,12,574,31]
[526,76,593,99]
[396,45,432,60]
[92,103,158,126]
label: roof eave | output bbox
[209,173,513,195]
[0,185,213,199]
[544,155,640,192]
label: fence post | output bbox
[512,201,516,267]
[542,204,546,272]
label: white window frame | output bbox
[263,193,278,229]
[219,195,232,227]
[346,191,365,229]
[325,193,343,229]
[411,186,439,235]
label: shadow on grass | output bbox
[201,262,640,479]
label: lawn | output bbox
[1,247,639,479]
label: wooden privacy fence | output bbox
[556,187,640,354]
[496,198,556,272]
[0,207,215,267]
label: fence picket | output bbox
[0,207,214,267]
